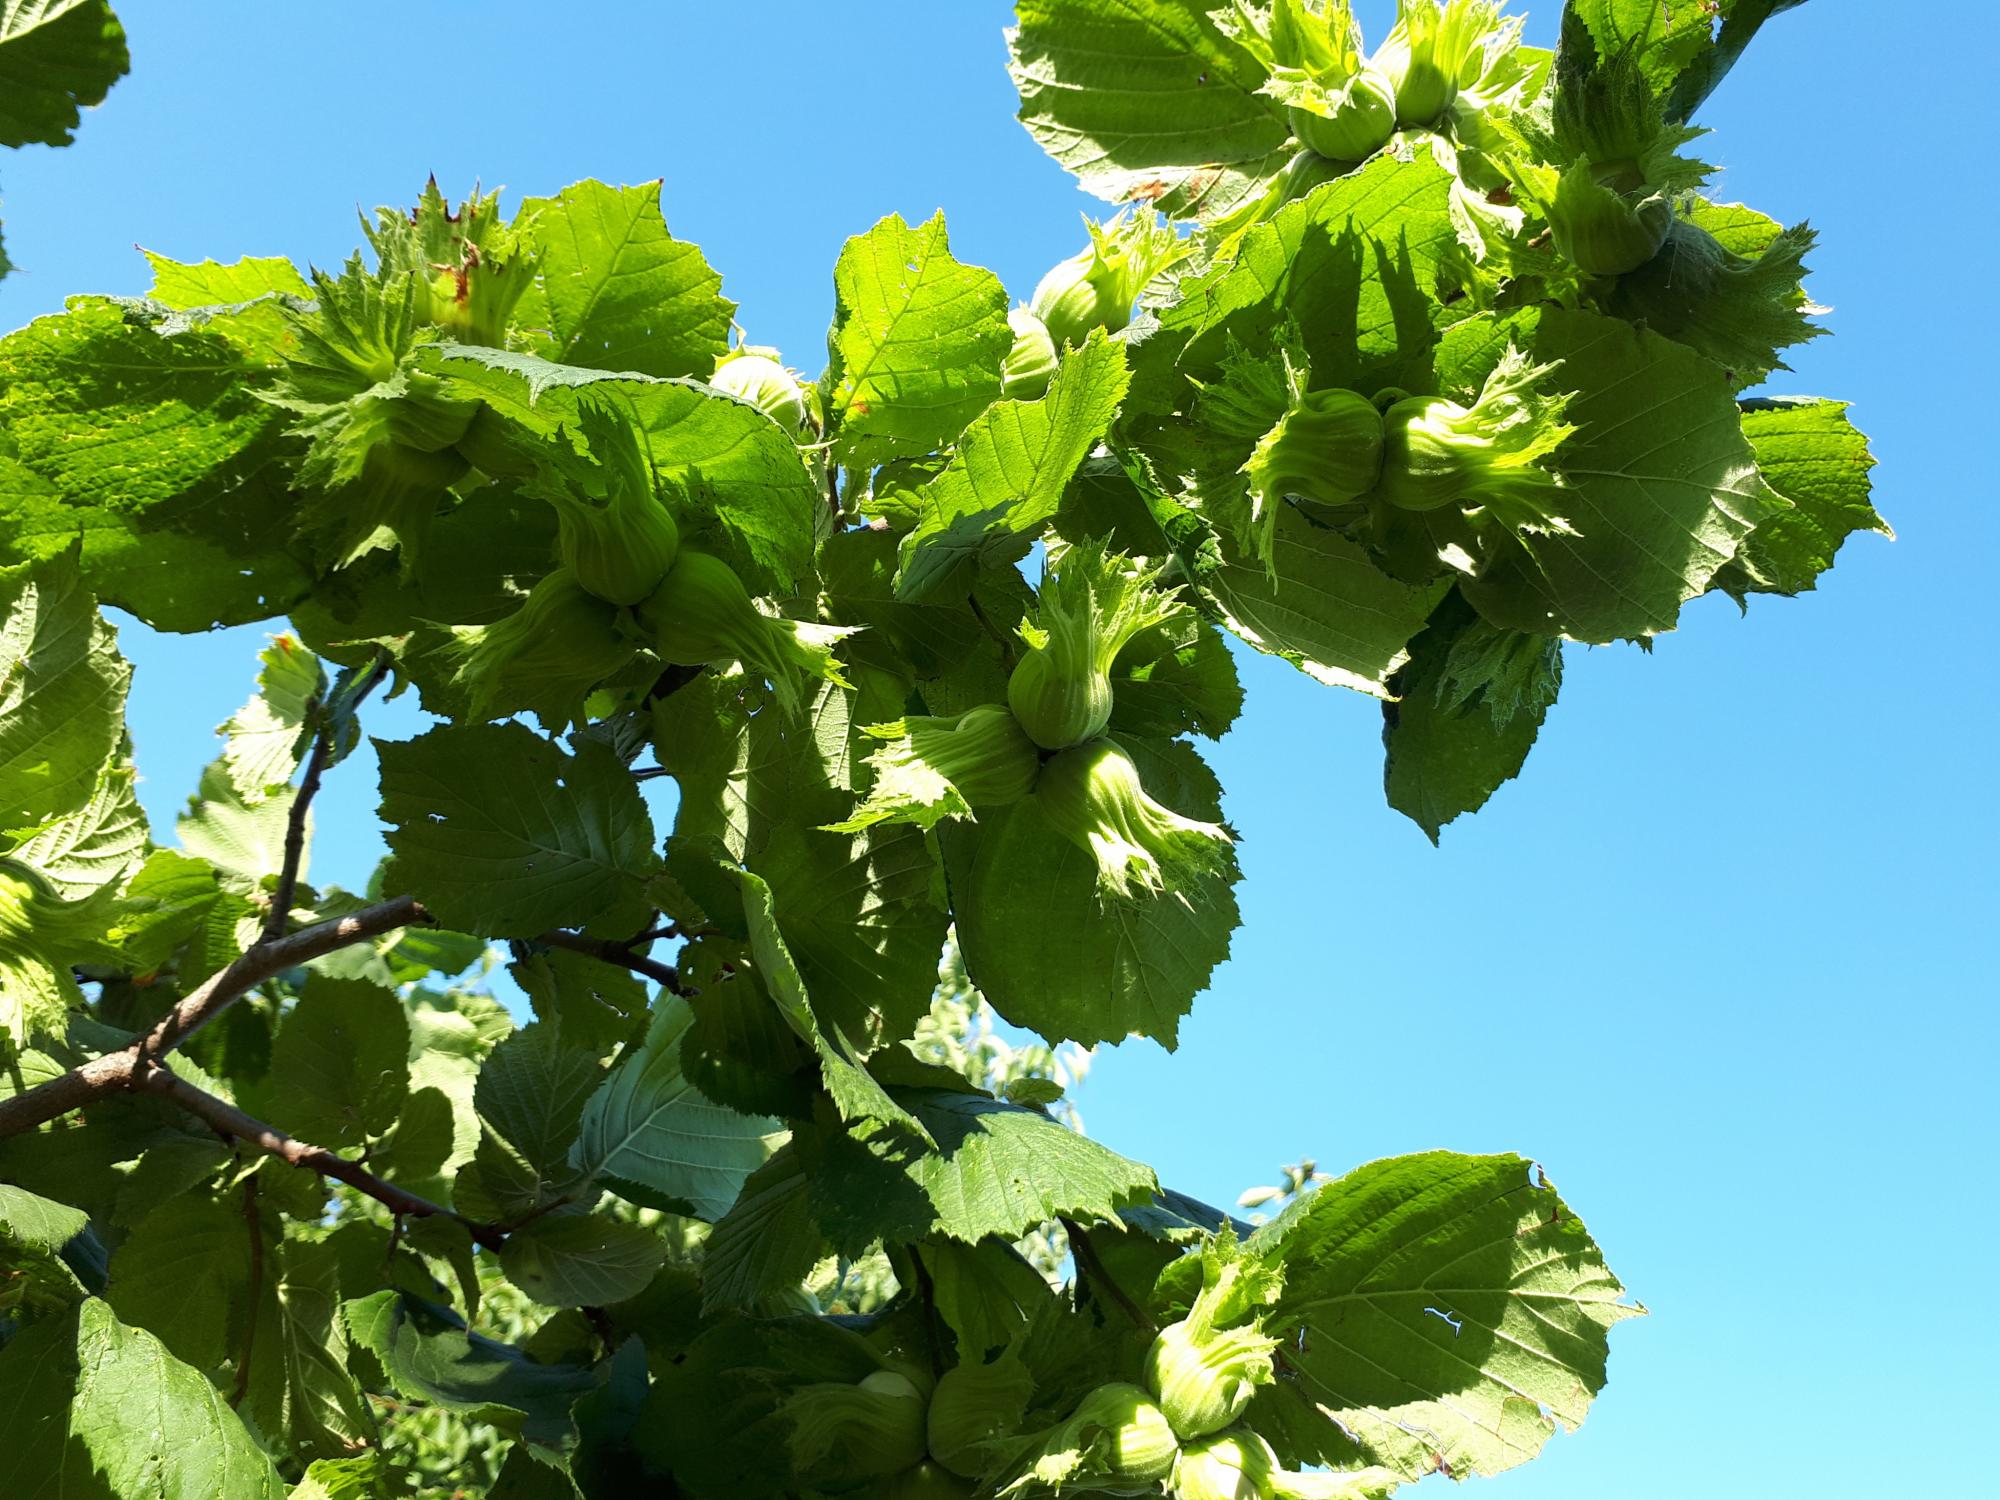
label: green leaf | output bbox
[0,548,130,832]
[217,634,323,804]
[423,346,816,592]
[11,755,145,897]
[1008,0,1291,221]
[176,759,299,895]
[1719,397,1888,598]
[1606,208,1822,389]
[143,251,310,309]
[826,211,1010,466]
[802,1087,1156,1250]
[371,1084,455,1191]
[1250,1152,1643,1481]
[0,0,128,148]
[515,179,734,380]
[1137,150,1461,398]
[406,988,514,1174]
[733,858,931,1141]
[0,297,289,530]
[919,1237,1052,1358]
[377,722,660,939]
[342,1290,601,1450]
[290,1455,388,1500]
[0,1179,86,1252]
[268,975,411,1148]
[636,1314,874,1499]
[1566,0,1807,121]
[749,820,949,1057]
[1451,307,1778,643]
[105,847,222,971]
[571,995,783,1222]
[1,853,126,1038]
[0,1181,89,1311]
[697,1149,821,1314]
[1205,509,1446,697]
[104,1191,251,1371]
[136,252,309,364]
[0,1297,284,1498]
[1664,0,1809,121]
[821,525,1032,682]
[896,332,1130,600]
[1383,593,1563,843]
[1564,0,1724,100]
[464,1021,602,1217]
[0,464,310,633]
[501,1212,669,1308]
[243,1238,376,1461]
[512,945,648,1055]
[1106,616,1243,742]
[945,740,1239,1049]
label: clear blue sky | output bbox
[3,3,1993,1493]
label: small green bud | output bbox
[926,1356,1035,1479]
[327,438,470,573]
[1241,387,1385,566]
[1170,1428,1279,1500]
[1006,647,1112,754]
[1371,346,1576,533]
[1287,67,1398,163]
[379,363,479,454]
[1036,738,1232,903]
[449,568,636,726]
[1145,1318,1279,1442]
[1067,1382,1181,1484]
[1374,0,1511,128]
[711,346,811,435]
[365,181,536,348]
[827,705,1042,835]
[1546,164,1673,277]
[1007,541,1181,751]
[535,400,683,605]
[784,1368,930,1486]
[1144,1240,1284,1444]
[634,548,856,717]
[1000,307,1059,400]
[1029,210,1185,348]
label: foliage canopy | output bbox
[0,2,1879,1496]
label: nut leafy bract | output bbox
[0,3,1878,1498]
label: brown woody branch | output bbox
[136,1064,506,1251]
[0,895,429,1137]
[261,725,332,944]
[264,652,391,944]
[533,927,682,993]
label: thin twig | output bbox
[533,928,682,993]
[136,1064,506,1251]
[229,1172,264,1408]
[262,722,331,943]
[0,895,429,1137]
[264,653,392,943]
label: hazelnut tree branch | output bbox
[0,895,430,1137]
[135,1063,506,1251]
[263,651,392,943]
[532,927,683,994]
